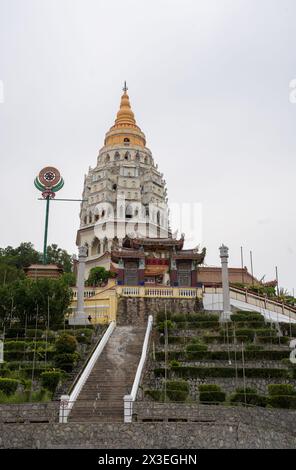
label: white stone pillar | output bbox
[74,246,88,325]
[219,244,232,322]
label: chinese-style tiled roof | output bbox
[123,236,184,251]
[172,247,206,264]
[111,247,145,262]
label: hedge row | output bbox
[154,366,290,379]
[155,349,290,362]
[145,384,296,409]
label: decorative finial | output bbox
[123,81,128,93]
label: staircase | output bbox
[69,325,146,422]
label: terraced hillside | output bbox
[141,310,296,410]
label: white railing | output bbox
[123,315,153,423]
[145,287,174,297]
[122,286,140,296]
[59,321,116,423]
[204,286,296,322]
[118,286,201,299]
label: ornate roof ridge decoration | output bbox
[111,247,146,261]
[124,236,184,250]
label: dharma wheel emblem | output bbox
[34,166,64,199]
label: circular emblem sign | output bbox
[39,166,61,188]
[34,166,64,199]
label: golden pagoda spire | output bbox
[104,83,146,147]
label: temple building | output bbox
[76,84,206,284]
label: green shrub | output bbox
[0,378,19,395]
[157,320,174,333]
[55,333,78,354]
[74,329,93,344]
[156,311,172,323]
[26,329,44,338]
[40,370,62,393]
[144,389,164,401]
[268,385,296,409]
[171,313,186,323]
[186,343,208,352]
[268,384,295,396]
[54,352,79,372]
[245,344,263,351]
[230,387,266,407]
[155,351,182,361]
[199,384,226,403]
[155,366,290,379]
[231,313,264,322]
[187,313,219,323]
[170,359,181,368]
[166,380,189,402]
[5,328,25,339]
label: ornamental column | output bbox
[75,246,88,324]
[219,244,232,322]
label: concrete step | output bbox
[69,325,146,423]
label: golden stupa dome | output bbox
[104,83,146,147]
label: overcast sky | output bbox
[0,0,296,292]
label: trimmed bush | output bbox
[55,333,78,354]
[171,313,186,323]
[268,385,296,409]
[186,343,208,352]
[156,311,172,323]
[155,349,289,362]
[0,378,19,395]
[5,328,25,339]
[199,384,226,404]
[40,370,62,393]
[231,313,264,322]
[144,389,164,401]
[230,387,266,407]
[157,320,174,333]
[166,380,189,402]
[170,359,181,368]
[54,352,79,372]
[154,366,290,379]
[26,329,44,338]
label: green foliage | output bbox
[156,311,172,323]
[55,333,77,354]
[166,380,189,402]
[170,359,181,368]
[157,320,174,333]
[0,278,72,328]
[46,244,73,273]
[155,348,289,362]
[0,242,40,270]
[199,384,226,404]
[231,312,264,322]
[144,389,164,401]
[230,387,267,407]
[86,267,112,286]
[0,263,25,285]
[40,370,62,393]
[26,329,44,338]
[171,313,186,322]
[186,343,208,352]
[0,378,19,395]
[60,272,76,287]
[54,352,79,372]
[154,366,290,379]
[267,384,296,409]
